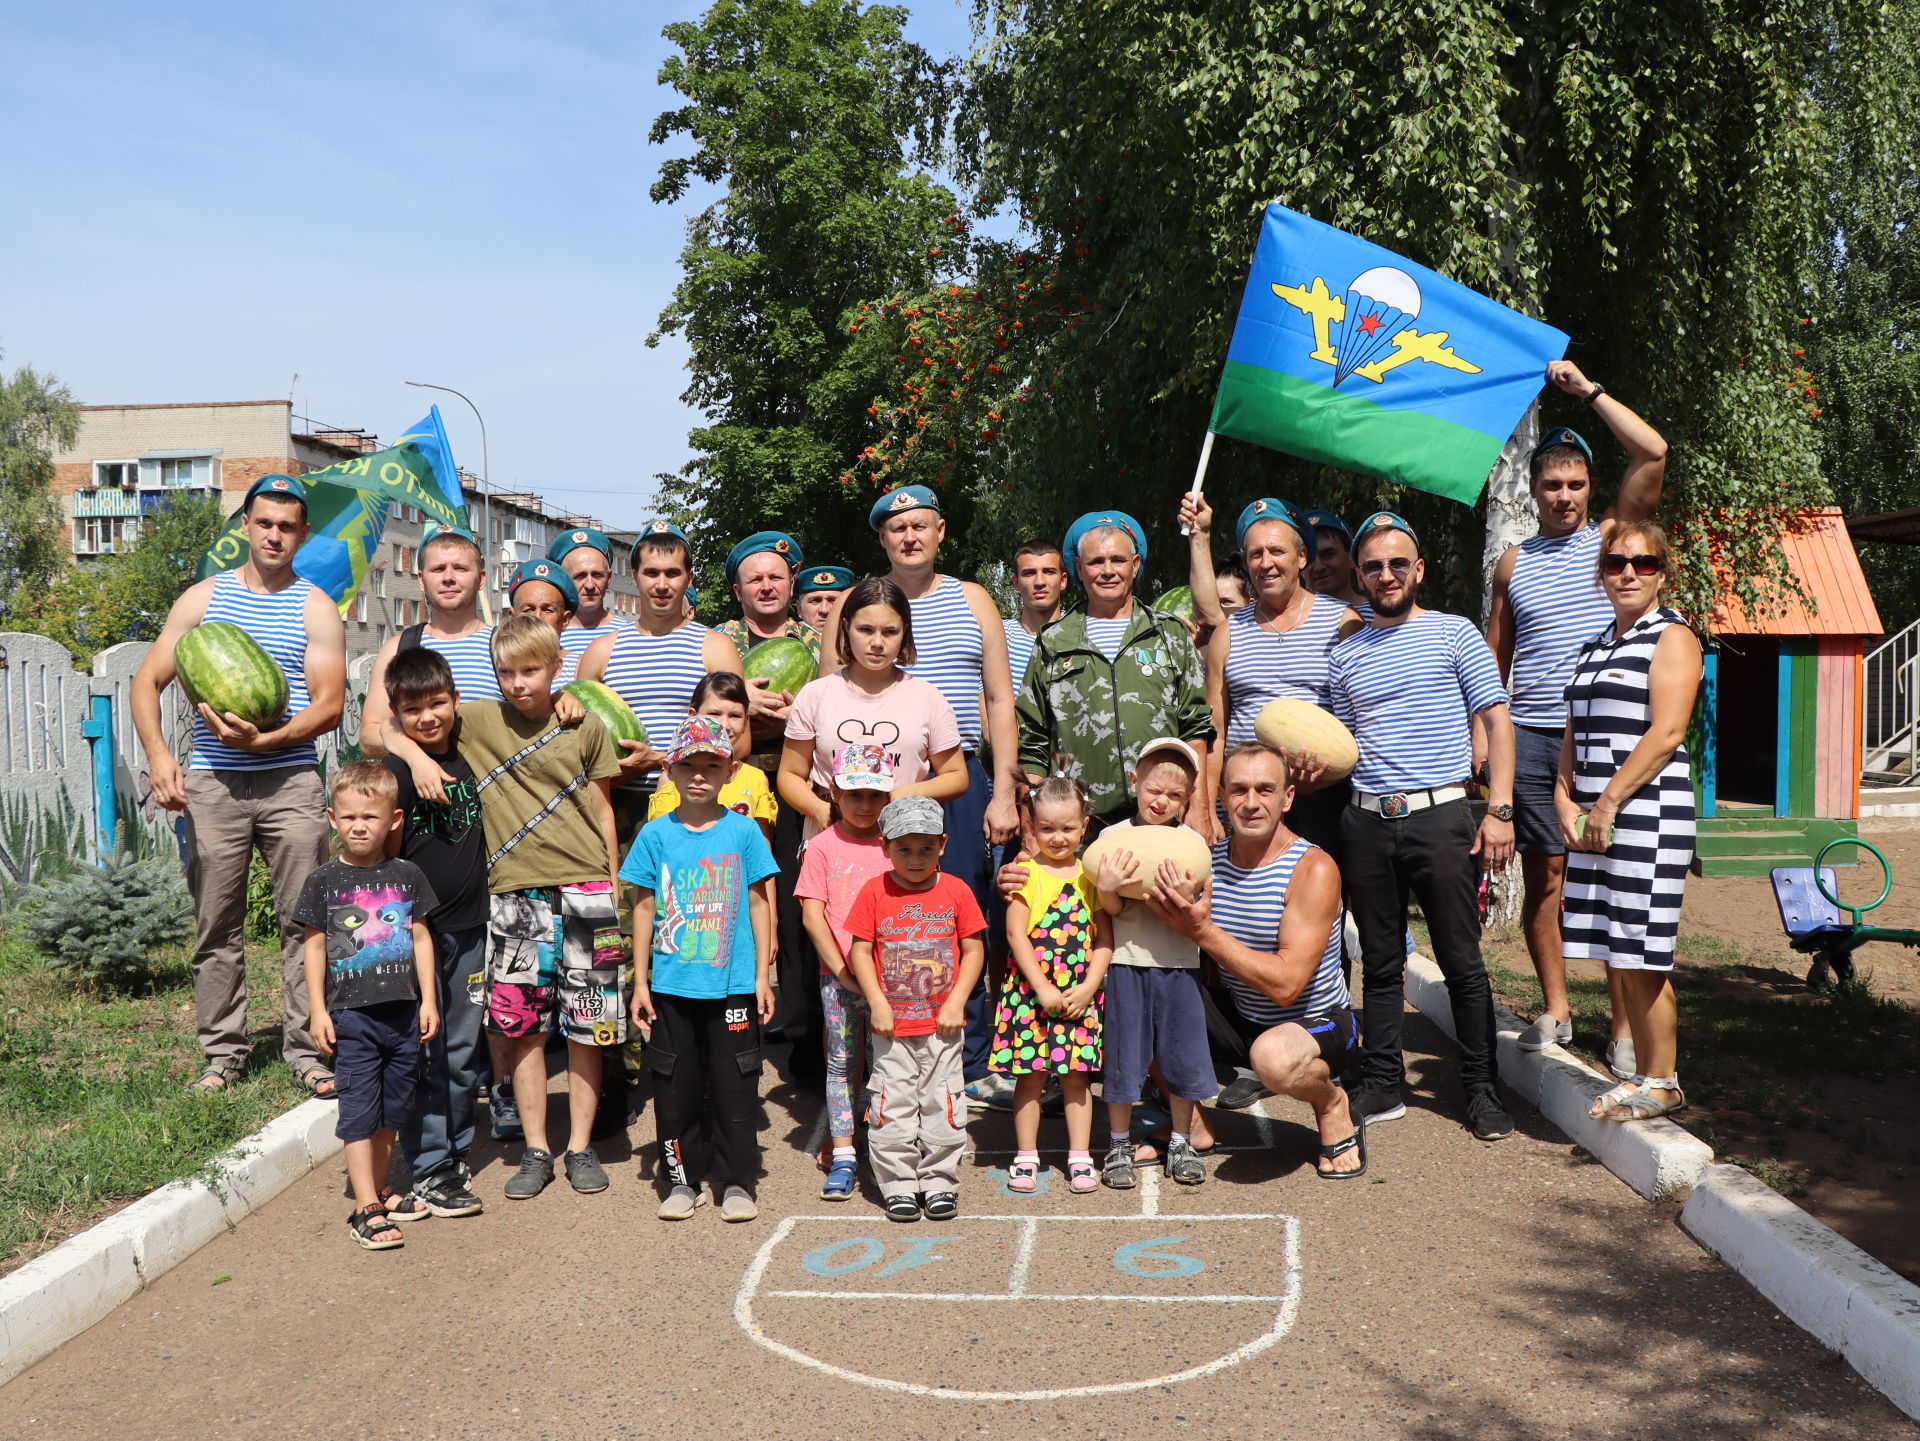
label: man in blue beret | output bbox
[547,526,629,670]
[795,564,854,631]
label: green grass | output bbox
[0,932,305,1272]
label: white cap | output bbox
[1132,737,1201,773]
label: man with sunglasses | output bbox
[1330,513,1517,1140]
[1485,360,1667,1074]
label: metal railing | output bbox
[1863,615,1920,780]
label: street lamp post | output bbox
[404,379,493,586]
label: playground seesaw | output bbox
[1771,838,1920,990]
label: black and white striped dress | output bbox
[1561,606,1696,971]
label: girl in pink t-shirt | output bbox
[779,576,966,835]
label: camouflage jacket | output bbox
[715,615,822,663]
[1016,604,1214,818]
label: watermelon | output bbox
[1253,698,1358,783]
[175,621,288,730]
[560,680,648,747]
[1084,824,1211,899]
[742,636,817,695]
[1152,585,1194,621]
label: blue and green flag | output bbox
[197,406,468,606]
[1208,204,1568,504]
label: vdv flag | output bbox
[198,406,468,607]
[1209,204,1568,504]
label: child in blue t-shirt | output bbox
[623,716,778,1224]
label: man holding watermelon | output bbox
[132,473,347,1096]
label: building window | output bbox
[94,460,139,488]
[138,455,218,489]
[75,515,141,555]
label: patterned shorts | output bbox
[484,883,628,1046]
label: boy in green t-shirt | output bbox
[388,614,622,1201]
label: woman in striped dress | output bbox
[1556,519,1701,1120]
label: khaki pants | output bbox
[183,767,330,1077]
[867,1031,966,1199]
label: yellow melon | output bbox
[1083,824,1212,899]
[1252,698,1358,783]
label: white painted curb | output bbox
[1683,1164,1920,1421]
[0,1097,342,1387]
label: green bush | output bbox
[17,854,194,989]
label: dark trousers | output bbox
[769,797,823,1084]
[938,752,995,1081]
[1339,799,1498,1095]
[648,991,764,1194]
[402,923,486,1179]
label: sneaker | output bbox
[412,1171,484,1218]
[1517,1013,1572,1052]
[1607,1038,1639,1082]
[1164,1135,1207,1186]
[884,1194,921,1222]
[1101,1141,1138,1190]
[503,1147,554,1200]
[1348,1082,1408,1124]
[1217,1074,1273,1110]
[719,1185,758,1222]
[563,1147,609,1194]
[921,1191,959,1220]
[1467,1089,1515,1141]
[382,1188,433,1223]
[964,1074,1017,1111]
[490,1081,523,1141]
[658,1184,703,1220]
[821,1157,858,1201]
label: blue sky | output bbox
[0,0,977,531]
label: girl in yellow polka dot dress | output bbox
[991,778,1114,1193]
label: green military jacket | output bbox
[1016,603,1214,818]
[715,615,822,663]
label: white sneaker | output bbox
[657,1185,704,1220]
[1517,1014,1573,1052]
[1607,1039,1639,1081]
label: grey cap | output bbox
[880,795,946,840]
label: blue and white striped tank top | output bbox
[1086,615,1131,661]
[1329,611,1508,793]
[1006,619,1040,692]
[190,569,318,771]
[1223,591,1349,745]
[901,575,985,749]
[412,626,500,702]
[559,616,627,661]
[601,623,709,750]
[1507,525,1608,729]
[1209,836,1347,1026]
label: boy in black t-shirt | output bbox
[296,761,440,1251]
[383,646,490,1219]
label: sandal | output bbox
[380,1186,432,1222]
[1588,1081,1641,1120]
[1316,1110,1367,1180]
[298,1068,338,1100]
[1067,1159,1099,1193]
[187,1068,235,1093]
[347,1205,405,1251]
[1006,1160,1040,1194]
[884,1194,921,1223]
[1600,1080,1686,1121]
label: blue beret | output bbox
[1351,510,1420,557]
[420,522,477,551]
[1235,497,1314,556]
[1062,510,1147,584]
[797,565,855,595]
[1530,426,1594,471]
[244,473,308,507]
[869,484,941,530]
[1302,509,1352,546]
[725,530,804,585]
[507,558,578,610]
[630,519,689,565]
[547,526,612,564]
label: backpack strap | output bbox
[398,623,426,651]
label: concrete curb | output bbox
[0,1097,342,1387]
[1403,953,1713,1198]
[1683,1164,1920,1421]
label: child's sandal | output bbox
[1006,1160,1040,1194]
[1067,1159,1099,1193]
[347,1205,404,1251]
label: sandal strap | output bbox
[1319,1129,1362,1161]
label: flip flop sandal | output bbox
[347,1205,405,1251]
[1005,1160,1040,1194]
[1316,1111,1367,1180]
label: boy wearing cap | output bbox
[845,796,988,1222]
[794,744,897,1198]
[624,716,780,1222]
[796,565,854,631]
[1484,360,1666,1067]
[549,527,630,667]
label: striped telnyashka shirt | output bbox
[1506,525,1609,730]
[189,570,319,771]
[412,626,500,702]
[1223,591,1349,746]
[1208,835,1348,1026]
[600,624,711,753]
[901,575,986,750]
[1329,611,1507,794]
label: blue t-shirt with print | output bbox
[620,808,779,999]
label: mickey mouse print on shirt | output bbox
[786,669,963,795]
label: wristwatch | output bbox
[1585,383,1606,406]
[1488,802,1514,822]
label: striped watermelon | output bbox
[742,637,817,694]
[175,622,289,730]
[560,680,648,747]
[1152,585,1194,621]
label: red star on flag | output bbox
[1357,311,1385,336]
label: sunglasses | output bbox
[1358,557,1414,579]
[1601,553,1664,577]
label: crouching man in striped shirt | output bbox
[1144,741,1366,1178]
[1330,513,1518,1142]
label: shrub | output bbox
[16,854,194,989]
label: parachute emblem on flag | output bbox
[1271,269,1484,388]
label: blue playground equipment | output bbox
[1770,838,1920,989]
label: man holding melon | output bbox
[132,473,347,1096]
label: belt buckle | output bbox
[1380,793,1410,819]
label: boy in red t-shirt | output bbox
[846,795,987,1223]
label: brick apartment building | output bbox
[52,399,641,656]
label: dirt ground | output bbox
[3,1015,1912,1441]
[1485,818,1920,1286]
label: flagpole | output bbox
[406,380,493,621]
[1180,429,1216,536]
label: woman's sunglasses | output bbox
[1601,553,1664,577]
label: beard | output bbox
[1369,588,1416,618]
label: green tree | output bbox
[0,360,81,613]
[648,0,967,604]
